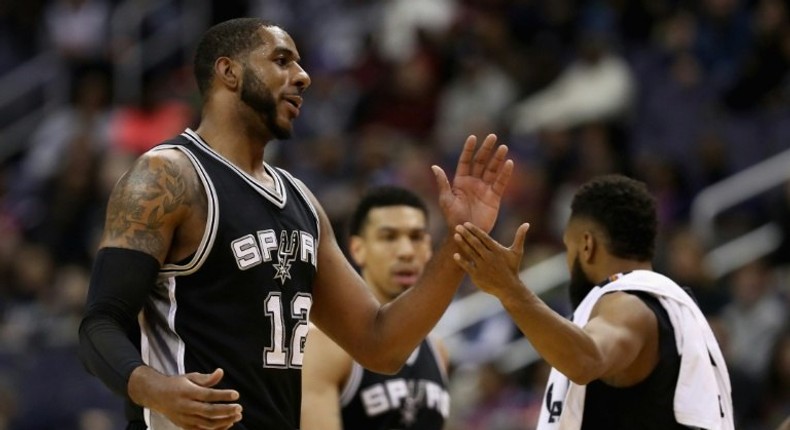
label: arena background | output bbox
[0,0,788,429]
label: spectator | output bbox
[434,45,517,157]
[660,225,729,316]
[721,260,787,380]
[510,32,635,135]
[43,0,111,67]
[757,326,790,430]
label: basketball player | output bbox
[301,186,450,430]
[451,174,734,429]
[77,18,513,430]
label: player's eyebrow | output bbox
[271,46,300,62]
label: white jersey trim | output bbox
[340,361,365,407]
[182,128,288,208]
[140,276,185,430]
[276,167,321,266]
[425,337,449,384]
[149,144,219,276]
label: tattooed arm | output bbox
[79,149,242,429]
[99,149,204,263]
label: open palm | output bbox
[433,134,513,232]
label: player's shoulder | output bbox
[129,142,199,180]
[593,290,658,332]
[597,290,654,312]
[112,146,203,209]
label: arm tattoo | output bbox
[105,155,191,257]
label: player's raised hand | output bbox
[452,222,530,297]
[431,134,513,232]
[128,366,243,430]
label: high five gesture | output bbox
[432,134,513,232]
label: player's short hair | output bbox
[194,17,277,96]
[348,186,429,237]
[570,174,657,261]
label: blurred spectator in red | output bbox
[352,34,443,139]
[109,72,194,155]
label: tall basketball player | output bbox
[302,186,450,430]
[78,17,513,430]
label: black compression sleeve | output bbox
[78,247,160,398]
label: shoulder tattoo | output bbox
[105,154,194,257]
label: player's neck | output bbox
[195,113,270,175]
[592,257,653,284]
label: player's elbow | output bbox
[359,357,404,375]
[377,359,406,375]
[355,350,408,375]
[562,354,606,385]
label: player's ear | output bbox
[215,57,241,90]
[582,230,596,264]
[349,236,366,267]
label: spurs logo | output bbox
[273,230,298,284]
[231,229,317,282]
[361,378,450,419]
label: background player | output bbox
[302,185,451,430]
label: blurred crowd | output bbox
[0,0,789,429]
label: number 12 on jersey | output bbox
[264,292,312,368]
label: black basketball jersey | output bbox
[340,338,449,430]
[582,292,688,429]
[139,129,319,429]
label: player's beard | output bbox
[568,256,596,310]
[240,66,292,140]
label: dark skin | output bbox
[452,218,659,388]
[97,25,513,430]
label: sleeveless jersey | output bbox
[340,338,450,430]
[139,129,320,429]
[582,292,688,429]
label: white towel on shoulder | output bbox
[536,270,734,430]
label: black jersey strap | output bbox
[78,247,159,398]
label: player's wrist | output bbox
[128,365,162,408]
